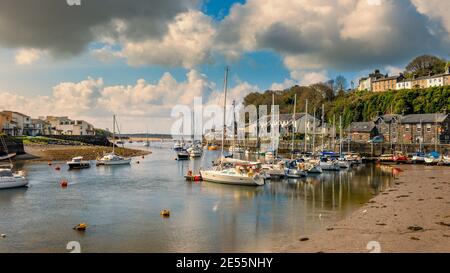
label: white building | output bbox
[427,74,445,87]
[396,79,412,90]
[42,116,95,136]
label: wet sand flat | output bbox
[283,165,450,253]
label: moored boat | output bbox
[0,168,28,189]
[67,156,90,169]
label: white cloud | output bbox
[0,70,258,132]
[385,65,403,75]
[14,48,45,65]
[270,70,328,90]
[216,0,449,71]
[95,10,216,68]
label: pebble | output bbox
[299,237,309,242]
[410,237,420,241]
[408,225,424,232]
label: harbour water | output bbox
[0,144,393,253]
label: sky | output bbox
[0,0,449,133]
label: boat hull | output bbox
[68,162,91,169]
[97,159,132,165]
[0,177,28,189]
[200,170,264,186]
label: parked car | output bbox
[368,135,384,143]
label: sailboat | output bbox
[143,127,150,147]
[0,135,27,189]
[337,115,351,169]
[97,115,132,166]
[187,111,203,158]
[200,67,265,186]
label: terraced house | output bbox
[398,113,450,144]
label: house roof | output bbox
[400,114,448,124]
[373,114,402,123]
[346,122,376,133]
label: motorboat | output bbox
[187,146,202,158]
[319,157,340,171]
[177,150,190,160]
[442,155,450,165]
[337,157,351,169]
[424,151,441,165]
[378,154,394,163]
[343,153,362,165]
[67,156,90,169]
[393,152,409,164]
[411,152,426,164]
[0,168,28,189]
[306,162,323,174]
[261,161,286,179]
[284,160,307,178]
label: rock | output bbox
[436,222,450,227]
[299,237,309,242]
[0,234,6,238]
[408,225,424,232]
[396,195,409,198]
[410,237,420,241]
[326,228,334,231]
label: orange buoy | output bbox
[60,179,68,188]
[136,161,140,164]
[48,162,52,166]
[142,156,145,159]
[55,166,61,171]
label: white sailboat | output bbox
[200,67,265,186]
[0,135,27,189]
[97,115,132,166]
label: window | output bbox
[405,124,410,132]
[417,124,421,132]
[427,124,432,132]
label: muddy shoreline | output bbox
[282,164,450,253]
[15,144,150,162]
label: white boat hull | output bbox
[97,159,131,165]
[307,166,323,174]
[0,177,28,189]
[200,170,264,186]
[320,162,340,171]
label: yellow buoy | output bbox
[73,223,88,231]
[160,209,170,217]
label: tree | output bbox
[404,55,447,78]
[334,75,348,94]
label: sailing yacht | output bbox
[200,67,265,186]
[97,115,132,166]
[0,135,27,189]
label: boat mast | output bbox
[435,113,438,152]
[339,115,342,156]
[304,99,308,153]
[221,66,229,165]
[112,114,116,154]
[312,107,316,154]
[232,100,236,151]
[291,93,297,160]
[321,104,324,153]
[272,92,275,153]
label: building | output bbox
[31,119,52,136]
[427,74,446,87]
[358,69,385,91]
[411,75,429,89]
[42,116,95,136]
[345,122,378,142]
[373,114,401,143]
[0,111,32,136]
[396,78,412,90]
[372,74,404,92]
[398,113,450,144]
